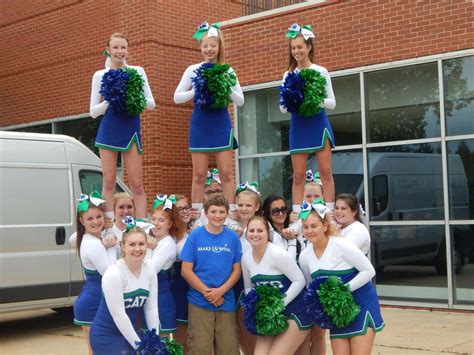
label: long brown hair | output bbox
[76,205,104,255]
[152,205,187,241]
[107,32,129,46]
[287,35,314,71]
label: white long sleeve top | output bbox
[241,242,306,307]
[340,221,371,256]
[102,259,159,349]
[79,233,117,275]
[148,235,177,273]
[299,236,375,292]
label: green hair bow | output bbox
[236,181,261,196]
[298,198,328,220]
[152,193,177,210]
[305,169,322,185]
[205,168,221,185]
[286,23,315,40]
[192,21,220,41]
[77,191,105,212]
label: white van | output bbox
[307,151,472,275]
[0,131,129,313]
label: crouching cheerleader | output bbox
[240,216,312,355]
[298,200,384,355]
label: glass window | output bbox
[239,155,293,201]
[451,225,474,305]
[237,74,358,155]
[79,170,125,195]
[447,139,474,219]
[368,143,443,220]
[12,123,52,134]
[372,224,448,302]
[443,56,474,136]
[327,75,362,146]
[238,87,289,155]
[56,117,100,156]
[366,62,440,143]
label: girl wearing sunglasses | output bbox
[262,195,307,263]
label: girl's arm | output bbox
[339,240,375,291]
[90,71,109,118]
[229,69,244,106]
[102,267,141,349]
[174,65,196,104]
[321,67,336,110]
[137,67,156,110]
[298,251,313,283]
[279,71,289,114]
[84,238,116,275]
[274,247,305,306]
[241,257,253,294]
[150,240,177,274]
[143,267,160,333]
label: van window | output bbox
[371,175,388,217]
[334,174,363,196]
[79,170,124,195]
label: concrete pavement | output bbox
[0,306,473,354]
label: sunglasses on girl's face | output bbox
[270,207,287,216]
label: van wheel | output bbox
[435,247,464,275]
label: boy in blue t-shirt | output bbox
[180,193,242,355]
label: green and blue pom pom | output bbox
[240,284,288,336]
[135,329,183,355]
[100,67,146,116]
[192,63,237,109]
[305,276,360,329]
[279,68,327,117]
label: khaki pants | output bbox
[187,303,239,355]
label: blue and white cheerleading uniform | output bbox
[281,64,336,154]
[170,234,190,324]
[90,65,155,154]
[148,235,178,334]
[73,234,117,326]
[174,62,244,152]
[241,243,312,330]
[299,236,384,339]
[90,259,159,354]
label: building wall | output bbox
[222,0,474,85]
[0,0,241,203]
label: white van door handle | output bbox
[55,227,66,245]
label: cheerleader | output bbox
[234,182,262,354]
[263,195,306,263]
[279,24,336,216]
[334,193,370,255]
[90,222,160,354]
[90,32,155,224]
[241,216,312,354]
[149,194,187,335]
[171,194,192,350]
[73,192,117,354]
[298,201,384,355]
[174,22,244,217]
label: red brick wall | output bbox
[222,0,474,85]
[0,0,241,205]
[2,0,472,205]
